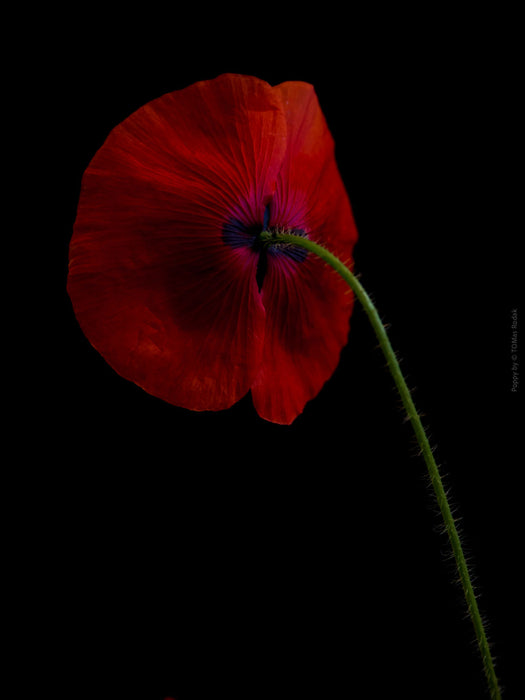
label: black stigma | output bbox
[255,244,268,292]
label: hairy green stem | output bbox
[260,230,501,699]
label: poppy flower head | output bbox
[68,73,358,424]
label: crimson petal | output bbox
[68,75,287,411]
[251,82,358,424]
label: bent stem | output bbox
[259,230,501,699]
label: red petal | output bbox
[251,82,358,424]
[251,251,355,424]
[270,81,358,257]
[68,74,288,411]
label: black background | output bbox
[21,8,520,700]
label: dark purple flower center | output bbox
[223,203,308,291]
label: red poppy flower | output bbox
[68,73,358,424]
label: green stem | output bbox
[260,230,501,699]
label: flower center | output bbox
[222,205,308,291]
